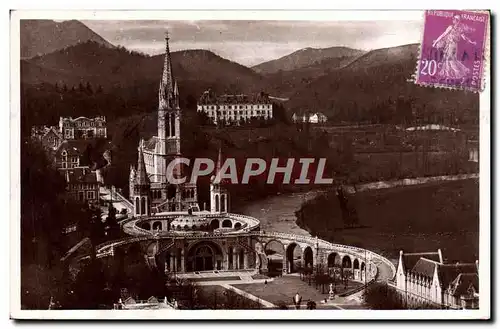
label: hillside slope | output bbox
[20,19,113,58]
[22,41,266,96]
[252,46,365,74]
[288,44,478,124]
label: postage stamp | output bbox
[415,10,490,92]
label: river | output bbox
[236,178,479,266]
[237,190,324,237]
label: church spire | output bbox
[159,31,175,109]
[135,145,149,186]
[216,144,222,176]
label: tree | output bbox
[104,203,119,238]
[21,140,67,267]
[86,82,93,95]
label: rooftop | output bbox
[198,90,272,105]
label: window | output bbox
[87,191,95,199]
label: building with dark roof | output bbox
[197,89,273,125]
[64,167,101,204]
[59,116,107,140]
[31,126,64,151]
[393,249,479,309]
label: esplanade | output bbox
[93,209,395,285]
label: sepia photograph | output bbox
[10,9,490,320]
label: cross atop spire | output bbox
[158,31,178,110]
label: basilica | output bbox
[129,34,199,214]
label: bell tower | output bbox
[156,32,182,183]
[134,144,151,217]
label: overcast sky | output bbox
[83,20,423,67]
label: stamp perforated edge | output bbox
[412,10,491,93]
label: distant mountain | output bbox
[263,54,361,98]
[20,19,114,58]
[342,43,419,70]
[288,44,478,124]
[22,41,265,95]
[252,46,365,75]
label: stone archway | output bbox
[303,246,314,270]
[194,246,214,271]
[327,252,339,268]
[222,219,232,228]
[210,219,220,230]
[342,255,352,269]
[152,221,162,231]
[286,243,302,273]
[353,258,360,280]
[186,241,224,272]
[264,240,285,275]
[353,259,359,269]
[234,222,242,230]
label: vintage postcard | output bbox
[10,10,490,320]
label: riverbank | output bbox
[295,178,479,264]
[238,177,478,266]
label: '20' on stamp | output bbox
[416,10,489,92]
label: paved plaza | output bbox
[232,275,364,307]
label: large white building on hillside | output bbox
[197,90,273,125]
[392,249,479,309]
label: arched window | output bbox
[135,197,140,215]
[170,114,176,137]
[215,194,220,212]
[141,197,146,215]
[221,194,226,212]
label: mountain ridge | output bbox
[20,19,114,59]
[252,46,365,74]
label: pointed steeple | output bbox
[159,31,176,109]
[216,145,222,176]
[174,80,179,96]
[135,146,149,186]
